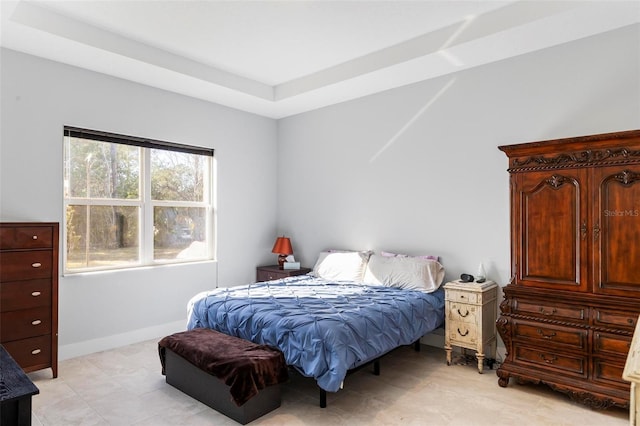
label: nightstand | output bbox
[256,265,312,282]
[623,315,640,425]
[444,280,498,373]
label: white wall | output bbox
[277,25,640,295]
[0,48,279,358]
[2,24,639,360]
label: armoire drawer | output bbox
[513,320,587,350]
[513,299,587,323]
[1,306,52,341]
[515,346,587,378]
[0,279,51,312]
[0,250,53,281]
[593,332,632,357]
[593,358,628,389]
[0,226,53,250]
[2,335,52,370]
[593,309,639,332]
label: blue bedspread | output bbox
[186,275,444,392]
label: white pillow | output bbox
[312,251,371,282]
[363,254,445,293]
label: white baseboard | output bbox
[59,320,186,361]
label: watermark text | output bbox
[604,209,639,217]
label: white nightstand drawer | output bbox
[447,289,478,304]
[449,321,478,345]
[448,303,478,323]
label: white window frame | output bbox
[63,126,215,274]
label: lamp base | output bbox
[277,255,288,269]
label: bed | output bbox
[186,251,445,405]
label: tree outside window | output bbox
[63,127,214,273]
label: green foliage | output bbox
[151,150,204,202]
[64,137,210,269]
[65,137,139,199]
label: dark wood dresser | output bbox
[0,222,59,378]
[496,130,640,409]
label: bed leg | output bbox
[414,340,421,352]
[373,359,380,375]
[319,388,327,408]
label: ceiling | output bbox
[2,1,639,119]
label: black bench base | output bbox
[164,349,281,425]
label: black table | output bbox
[1,344,39,426]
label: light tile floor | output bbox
[27,339,629,425]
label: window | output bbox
[63,126,214,273]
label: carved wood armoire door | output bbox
[593,165,640,296]
[514,169,589,292]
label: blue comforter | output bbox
[187,275,444,392]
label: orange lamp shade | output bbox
[272,236,293,269]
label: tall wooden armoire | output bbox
[496,129,640,409]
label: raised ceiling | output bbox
[2,1,639,118]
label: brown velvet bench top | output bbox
[158,328,289,406]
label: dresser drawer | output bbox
[0,251,53,281]
[515,346,587,377]
[593,332,631,357]
[593,309,639,331]
[0,226,53,249]
[513,320,587,350]
[513,299,587,322]
[2,335,52,370]
[0,279,51,312]
[1,306,52,341]
[448,302,478,324]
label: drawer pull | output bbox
[31,349,41,355]
[31,319,42,326]
[31,291,42,297]
[536,329,556,339]
[539,354,557,364]
[457,308,469,318]
[32,262,42,268]
[628,318,635,325]
[539,307,557,316]
[32,235,38,240]
[457,328,469,337]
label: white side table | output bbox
[444,280,498,373]
[623,315,640,425]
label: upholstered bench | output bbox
[158,328,288,425]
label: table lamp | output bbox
[271,236,293,269]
